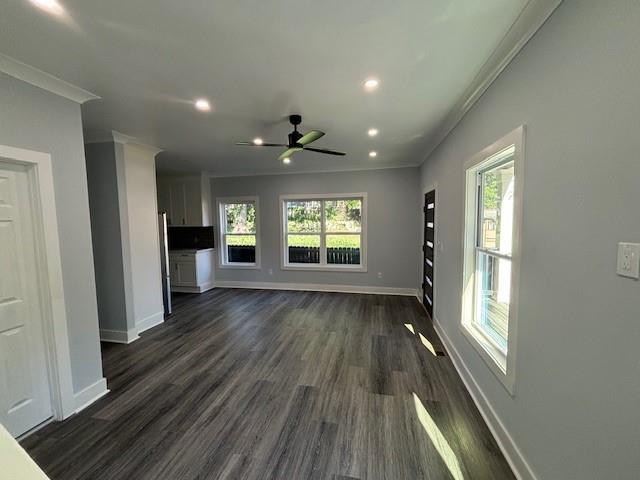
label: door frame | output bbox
[421,183,437,319]
[0,144,75,422]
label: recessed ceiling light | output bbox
[282,157,291,164]
[194,98,211,112]
[253,138,263,146]
[369,151,378,158]
[368,128,379,137]
[30,0,65,15]
[364,78,380,91]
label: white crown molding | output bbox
[421,0,563,163]
[0,52,99,104]
[111,131,163,156]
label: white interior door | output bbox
[0,162,52,437]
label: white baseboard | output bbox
[73,378,109,414]
[171,281,215,294]
[214,280,419,297]
[432,317,537,480]
[99,328,139,344]
[136,310,164,334]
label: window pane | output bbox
[325,199,361,232]
[475,252,510,350]
[286,200,321,233]
[326,235,361,265]
[226,235,256,263]
[479,160,514,254]
[225,203,256,234]
[287,234,320,263]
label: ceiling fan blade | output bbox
[297,130,325,146]
[236,142,287,147]
[303,147,346,156]
[278,147,303,161]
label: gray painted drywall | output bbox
[85,142,128,332]
[85,142,164,333]
[121,143,164,328]
[0,72,103,394]
[211,168,419,289]
[418,1,640,478]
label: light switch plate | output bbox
[617,242,640,279]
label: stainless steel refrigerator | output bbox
[158,212,172,315]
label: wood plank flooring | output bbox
[22,289,515,479]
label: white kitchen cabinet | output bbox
[169,249,215,293]
[157,174,212,226]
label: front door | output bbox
[423,190,436,318]
[0,162,52,437]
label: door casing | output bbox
[0,145,76,432]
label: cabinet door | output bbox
[169,260,179,285]
[169,183,186,225]
[157,178,171,221]
[184,177,203,226]
[176,261,197,286]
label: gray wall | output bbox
[85,142,128,332]
[418,1,640,478]
[212,167,420,289]
[0,72,103,394]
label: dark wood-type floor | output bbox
[23,289,515,479]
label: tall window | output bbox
[280,194,367,271]
[462,127,523,394]
[217,197,260,268]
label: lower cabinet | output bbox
[169,249,215,293]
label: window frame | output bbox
[216,196,261,269]
[279,193,368,272]
[461,126,524,395]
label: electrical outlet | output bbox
[617,243,640,279]
[268,268,273,275]
[377,272,383,279]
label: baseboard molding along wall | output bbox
[73,378,109,414]
[136,310,165,334]
[214,280,419,297]
[432,316,537,480]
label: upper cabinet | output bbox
[157,174,212,226]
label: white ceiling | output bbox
[0,0,531,175]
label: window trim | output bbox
[461,126,525,395]
[216,196,261,269]
[279,193,368,272]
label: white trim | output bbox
[216,196,261,269]
[135,311,164,335]
[422,0,562,162]
[111,131,162,156]
[73,378,109,414]
[0,144,77,420]
[0,53,99,104]
[433,317,537,480]
[99,328,139,344]
[461,126,525,395]
[279,193,368,273]
[215,280,418,297]
[171,281,215,294]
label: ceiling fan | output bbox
[236,114,345,161]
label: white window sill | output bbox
[219,263,261,270]
[282,263,367,273]
[460,323,515,395]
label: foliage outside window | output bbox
[282,195,366,269]
[218,198,259,266]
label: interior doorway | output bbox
[0,145,76,438]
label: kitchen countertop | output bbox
[169,248,215,254]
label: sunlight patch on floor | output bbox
[413,392,465,480]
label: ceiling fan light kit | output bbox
[236,114,346,163]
